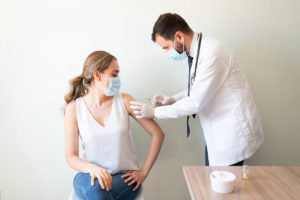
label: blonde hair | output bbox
[63,51,116,109]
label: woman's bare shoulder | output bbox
[121,93,136,105]
[121,93,136,114]
[64,100,77,117]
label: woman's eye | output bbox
[112,74,117,77]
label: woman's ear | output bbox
[93,70,102,82]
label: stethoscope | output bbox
[191,32,202,86]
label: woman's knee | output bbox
[73,172,112,200]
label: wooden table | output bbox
[183,166,300,200]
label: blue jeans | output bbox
[73,172,141,200]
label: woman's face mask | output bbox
[100,73,121,96]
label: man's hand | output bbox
[130,101,155,119]
[152,93,176,107]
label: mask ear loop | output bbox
[173,36,176,47]
[174,36,185,53]
[98,72,107,88]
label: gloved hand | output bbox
[152,93,176,107]
[130,101,155,119]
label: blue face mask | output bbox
[101,75,121,96]
[167,37,187,60]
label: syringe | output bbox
[144,98,162,102]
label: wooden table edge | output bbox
[183,166,195,200]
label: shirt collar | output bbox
[188,32,198,58]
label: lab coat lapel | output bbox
[190,39,200,88]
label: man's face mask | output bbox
[167,37,187,60]
[100,73,121,96]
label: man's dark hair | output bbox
[151,13,193,42]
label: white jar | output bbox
[210,170,236,193]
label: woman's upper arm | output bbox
[64,101,79,159]
[122,93,164,137]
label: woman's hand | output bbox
[89,165,112,191]
[121,170,146,191]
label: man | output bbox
[130,13,264,166]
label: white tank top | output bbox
[68,93,144,200]
[77,93,139,174]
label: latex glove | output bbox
[130,101,155,119]
[152,93,176,107]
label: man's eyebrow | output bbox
[113,70,119,73]
[163,46,169,49]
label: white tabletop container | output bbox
[210,170,236,193]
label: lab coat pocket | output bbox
[235,105,256,149]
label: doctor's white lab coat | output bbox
[154,34,264,166]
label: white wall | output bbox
[0,0,299,199]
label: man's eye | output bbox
[112,74,117,77]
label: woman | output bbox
[64,51,165,200]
